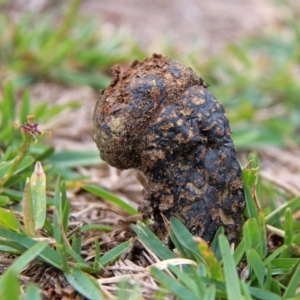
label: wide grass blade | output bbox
[0,269,20,300]
[0,156,34,179]
[0,241,48,300]
[203,285,216,300]
[83,184,138,215]
[0,229,63,270]
[23,284,42,300]
[0,195,10,206]
[248,286,281,300]
[283,260,300,299]
[243,218,263,256]
[49,150,103,168]
[22,178,35,236]
[219,234,242,300]
[132,221,175,260]
[241,280,254,300]
[151,267,199,300]
[244,185,259,219]
[247,249,265,287]
[284,208,293,246]
[0,207,21,232]
[65,267,103,300]
[30,161,47,230]
[233,239,245,266]
[2,240,48,274]
[210,226,224,261]
[167,265,202,298]
[170,217,205,264]
[99,240,131,267]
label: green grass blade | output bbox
[233,239,245,266]
[80,224,112,232]
[284,208,293,246]
[0,269,20,300]
[241,280,254,300]
[83,184,138,215]
[219,234,242,300]
[263,244,288,266]
[72,234,82,255]
[22,178,35,236]
[244,185,259,220]
[242,155,259,189]
[0,229,63,270]
[0,196,10,206]
[243,218,262,255]
[270,279,281,296]
[0,156,34,179]
[49,150,103,168]
[203,285,216,300]
[271,258,299,270]
[65,267,103,300]
[0,240,27,253]
[23,283,42,300]
[61,181,70,232]
[283,260,300,299]
[248,286,281,300]
[264,264,272,292]
[210,226,224,261]
[53,176,62,243]
[93,239,101,271]
[169,226,194,260]
[132,221,176,260]
[30,162,47,230]
[65,247,90,268]
[99,240,131,267]
[170,217,205,264]
[168,265,201,297]
[247,249,265,288]
[151,267,199,300]
[265,196,300,224]
[7,240,48,274]
[0,207,21,232]
[258,212,267,259]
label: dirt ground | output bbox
[9,0,280,51]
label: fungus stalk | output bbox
[93,54,245,244]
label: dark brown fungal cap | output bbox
[93,54,245,244]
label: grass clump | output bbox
[0,0,144,89]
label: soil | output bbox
[7,0,280,52]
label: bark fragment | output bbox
[93,54,245,243]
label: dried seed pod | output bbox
[93,54,245,244]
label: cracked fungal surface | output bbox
[93,54,245,244]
